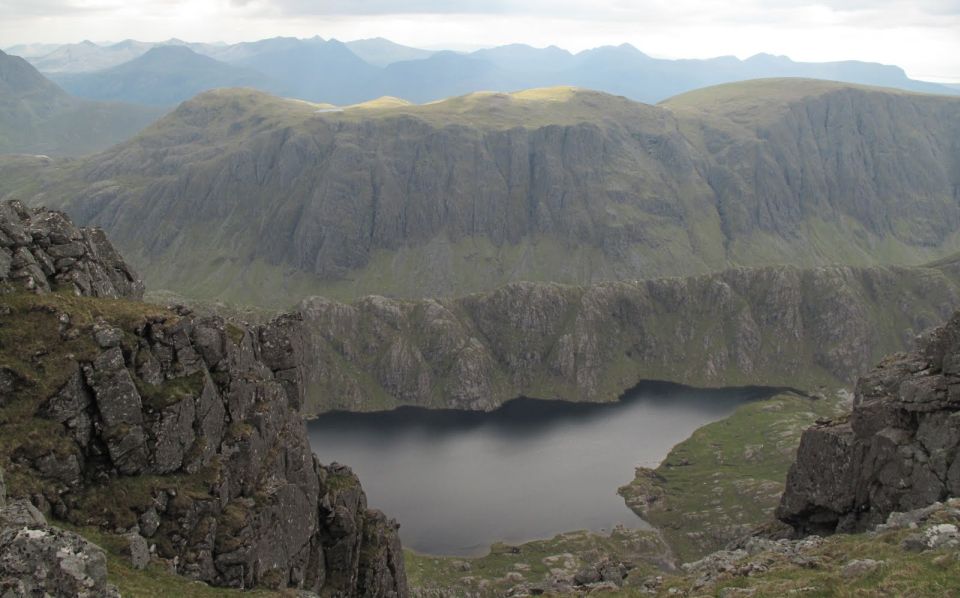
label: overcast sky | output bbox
[1,0,958,82]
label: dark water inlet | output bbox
[307,382,778,556]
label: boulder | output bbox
[0,498,120,597]
[123,532,151,570]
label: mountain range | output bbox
[0,50,164,156]
[48,46,276,107]
[2,79,958,307]
[7,36,956,107]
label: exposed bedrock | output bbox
[294,262,960,414]
[0,201,407,595]
[778,309,960,535]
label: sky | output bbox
[1,0,959,83]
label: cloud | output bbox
[229,0,960,19]
[0,0,107,18]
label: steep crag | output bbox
[294,262,960,414]
[0,201,407,595]
[778,309,960,535]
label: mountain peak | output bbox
[0,49,65,97]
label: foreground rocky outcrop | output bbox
[0,473,121,597]
[778,309,960,535]
[0,200,143,299]
[295,262,960,414]
[649,499,960,596]
[0,202,408,596]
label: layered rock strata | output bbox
[0,200,143,299]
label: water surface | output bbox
[307,382,775,556]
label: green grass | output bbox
[137,370,206,411]
[406,527,670,595]
[618,391,846,562]
[58,524,288,598]
[661,78,926,124]
[651,520,960,597]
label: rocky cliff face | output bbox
[778,309,960,535]
[2,81,959,305]
[295,262,960,414]
[0,202,408,595]
[0,200,143,299]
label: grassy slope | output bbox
[618,392,846,561]
[406,528,671,596]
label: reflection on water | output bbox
[307,381,776,556]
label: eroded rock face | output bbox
[297,264,960,414]
[9,309,407,595]
[778,310,960,534]
[0,200,143,299]
[0,206,407,595]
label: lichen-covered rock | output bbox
[8,308,407,594]
[778,310,960,534]
[122,532,151,570]
[0,200,143,299]
[0,490,120,598]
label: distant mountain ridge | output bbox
[48,46,277,106]
[8,37,956,107]
[1,79,958,307]
[0,50,163,156]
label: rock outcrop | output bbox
[0,203,408,595]
[295,263,960,414]
[0,468,121,597]
[0,200,143,299]
[778,310,960,534]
